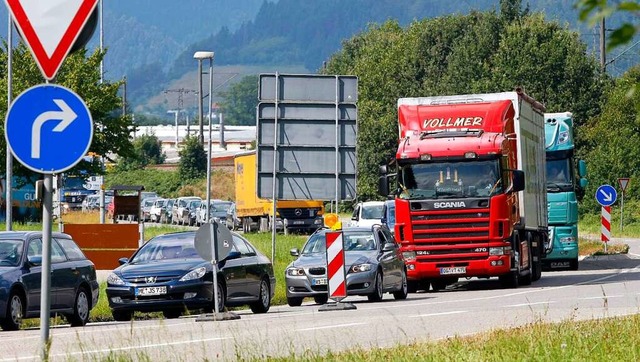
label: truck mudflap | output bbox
[405,255,512,280]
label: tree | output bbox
[218,75,259,126]
[324,8,603,200]
[576,0,640,50]
[178,136,207,180]
[0,44,134,178]
[117,134,165,171]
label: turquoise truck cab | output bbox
[544,112,587,270]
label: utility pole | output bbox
[164,88,196,137]
[600,17,606,72]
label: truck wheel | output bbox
[519,241,533,286]
[531,234,543,281]
[431,280,447,292]
[569,258,579,271]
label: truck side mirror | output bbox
[378,175,389,197]
[379,164,388,175]
[579,178,588,189]
[578,160,587,177]
[512,170,525,192]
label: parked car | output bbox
[149,198,167,223]
[161,198,176,224]
[225,203,241,231]
[140,191,159,201]
[197,200,234,226]
[105,231,276,321]
[141,197,159,222]
[350,201,385,228]
[186,199,202,226]
[82,194,100,211]
[381,200,396,235]
[0,231,100,330]
[285,226,407,306]
[173,197,201,225]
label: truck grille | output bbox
[410,207,491,261]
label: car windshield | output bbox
[301,231,377,255]
[361,204,384,220]
[211,202,232,213]
[0,239,23,266]
[399,159,502,199]
[130,236,200,263]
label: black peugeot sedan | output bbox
[106,231,275,321]
[0,231,100,330]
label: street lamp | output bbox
[193,51,214,222]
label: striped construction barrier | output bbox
[326,231,346,301]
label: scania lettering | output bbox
[543,112,587,270]
[379,89,549,291]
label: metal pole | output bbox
[98,0,106,224]
[197,59,204,145]
[620,191,624,232]
[210,222,219,313]
[600,17,606,72]
[6,14,13,230]
[206,58,213,222]
[334,76,340,213]
[219,112,226,150]
[40,174,53,360]
[271,72,279,262]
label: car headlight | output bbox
[180,266,207,281]
[489,247,506,256]
[107,273,125,286]
[350,263,372,273]
[560,236,576,243]
[286,267,305,276]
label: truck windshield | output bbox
[398,160,502,199]
[546,158,572,192]
[64,177,88,190]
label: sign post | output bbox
[618,178,630,231]
[595,185,617,253]
[319,231,356,311]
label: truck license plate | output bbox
[135,286,167,296]
[312,278,327,286]
[293,220,305,225]
[440,267,466,275]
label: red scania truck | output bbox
[378,89,548,290]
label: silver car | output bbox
[284,226,408,306]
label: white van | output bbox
[350,201,385,228]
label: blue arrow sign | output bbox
[595,184,617,207]
[5,84,93,174]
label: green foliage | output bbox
[576,0,640,50]
[117,134,166,171]
[218,75,259,126]
[324,8,604,200]
[178,136,207,180]
[105,168,182,198]
[0,44,134,178]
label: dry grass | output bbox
[579,238,629,256]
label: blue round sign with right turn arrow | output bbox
[5,84,93,174]
[595,184,617,207]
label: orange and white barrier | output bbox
[325,231,346,300]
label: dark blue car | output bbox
[105,231,275,321]
[0,231,100,330]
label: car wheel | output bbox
[393,270,408,300]
[287,297,303,307]
[367,271,383,302]
[68,287,90,327]
[162,309,182,319]
[212,281,226,313]
[249,278,271,314]
[112,310,133,322]
[0,292,23,331]
[313,294,329,305]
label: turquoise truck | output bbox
[544,112,587,270]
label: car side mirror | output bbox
[290,248,300,257]
[118,257,129,265]
[28,255,42,267]
[382,242,395,252]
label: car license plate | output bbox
[293,220,305,225]
[440,267,466,275]
[312,278,327,286]
[135,286,167,296]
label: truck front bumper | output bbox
[405,255,512,280]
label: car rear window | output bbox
[55,238,87,261]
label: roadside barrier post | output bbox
[319,230,356,311]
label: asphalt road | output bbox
[3,238,639,361]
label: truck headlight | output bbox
[560,236,576,243]
[314,218,323,225]
[489,247,506,256]
[402,251,416,261]
[350,263,372,273]
[286,268,305,276]
[107,273,125,286]
[180,266,207,281]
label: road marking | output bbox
[296,322,366,332]
[412,310,467,318]
[578,295,623,300]
[505,301,556,308]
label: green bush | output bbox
[105,168,183,198]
